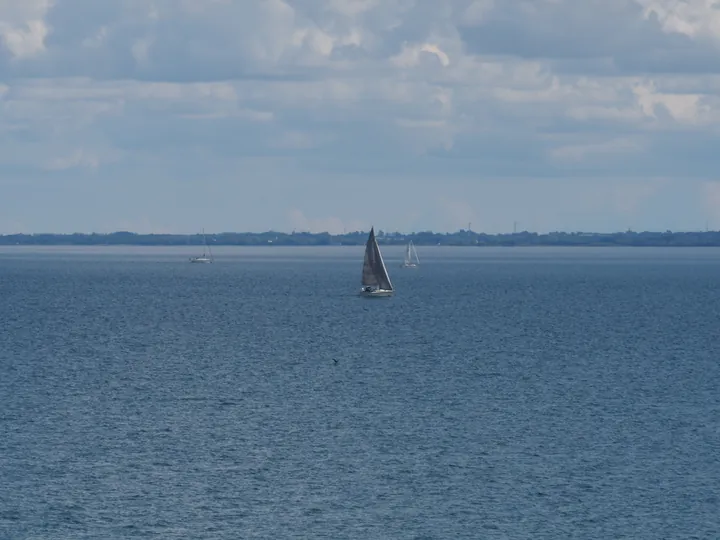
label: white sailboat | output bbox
[400,239,419,268]
[360,227,394,297]
[189,229,214,263]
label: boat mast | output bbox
[203,229,213,261]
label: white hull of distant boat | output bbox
[359,227,394,298]
[190,228,214,264]
[360,287,393,297]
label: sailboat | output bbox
[400,239,420,268]
[360,227,394,297]
[189,229,214,263]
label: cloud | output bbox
[44,148,109,171]
[638,0,720,41]
[0,0,719,233]
[391,42,451,68]
[0,0,52,60]
[550,136,645,164]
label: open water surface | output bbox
[1,246,719,539]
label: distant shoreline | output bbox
[1,230,719,247]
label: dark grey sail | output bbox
[361,227,393,290]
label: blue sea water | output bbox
[1,245,719,539]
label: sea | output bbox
[1,245,718,539]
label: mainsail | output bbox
[361,227,393,290]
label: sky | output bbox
[1,0,720,234]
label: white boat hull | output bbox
[189,257,212,263]
[360,288,393,297]
[400,263,418,268]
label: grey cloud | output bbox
[2,0,709,85]
[3,0,303,80]
[458,0,720,75]
[3,0,719,84]
[0,0,471,81]
[1,0,718,187]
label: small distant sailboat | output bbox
[360,227,394,297]
[400,239,419,268]
[189,229,214,263]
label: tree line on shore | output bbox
[2,229,720,246]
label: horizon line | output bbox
[1,228,717,237]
